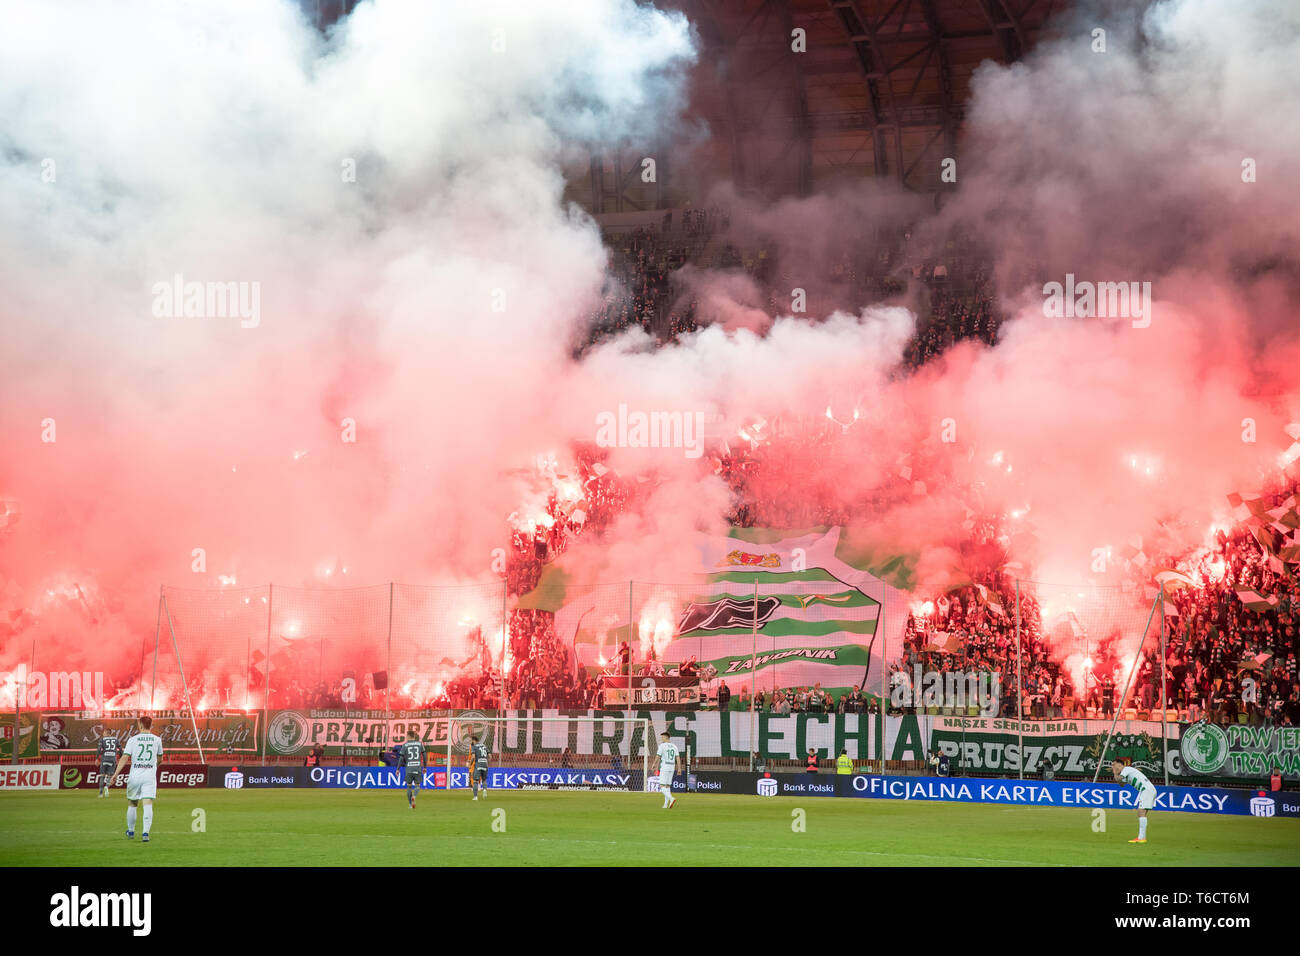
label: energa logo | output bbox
[1180,720,1229,774]
[757,777,778,797]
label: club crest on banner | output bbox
[717,550,781,568]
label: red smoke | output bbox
[1,0,1298,703]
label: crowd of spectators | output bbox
[903,276,1000,368]
[501,610,598,709]
[574,459,1293,729]
[677,204,729,236]
[581,225,704,351]
[497,210,1297,723]
[133,217,1297,724]
[888,482,1300,727]
[666,302,700,339]
[714,680,876,716]
[141,462,1299,727]
[1156,515,1300,725]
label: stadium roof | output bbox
[676,0,1064,195]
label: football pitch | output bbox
[3,789,1298,867]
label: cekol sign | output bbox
[0,764,61,790]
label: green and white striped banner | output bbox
[549,528,908,698]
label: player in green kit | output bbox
[470,735,489,800]
[400,730,424,809]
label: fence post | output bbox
[1092,590,1161,783]
[161,593,206,765]
[263,584,272,763]
[243,589,253,711]
[1159,583,1168,786]
[1015,579,1022,780]
[11,676,23,765]
[139,595,158,709]
[749,577,758,771]
[627,580,634,722]
[386,582,394,714]
[500,580,508,711]
[150,589,164,712]
[880,585,889,773]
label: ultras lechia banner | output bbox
[264,708,879,760]
[525,527,911,698]
[253,709,1292,780]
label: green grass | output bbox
[2,789,1298,866]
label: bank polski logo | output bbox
[1180,721,1229,774]
[757,777,778,797]
[225,769,245,789]
[268,711,310,755]
[451,710,492,754]
[1249,793,1275,817]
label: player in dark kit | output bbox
[470,735,489,800]
[400,731,424,809]
[96,734,120,798]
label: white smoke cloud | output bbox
[0,0,696,679]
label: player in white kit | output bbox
[109,716,163,843]
[1111,760,1157,844]
[656,730,679,809]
